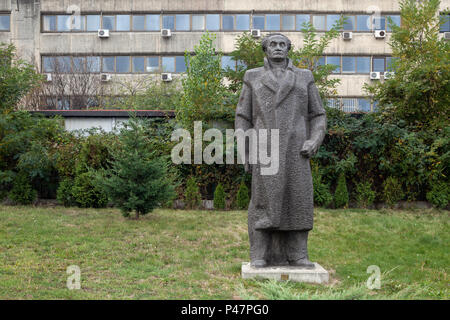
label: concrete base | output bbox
[241,262,329,284]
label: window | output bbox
[327,56,340,73]
[358,99,371,112]
[253,15,265,30]
[192,15,205,30]
[312,15,326,30]
[372,16,385,30]
[296,14,310,30]
[343,15,355,31]
[42,57,55,72]
[356,57,370,73]
[176,14,190,31]
[222,15,235,31]
[440,14,450,32]
[356,15,371,31]
[146,15,160,31]
[386,57,397,72]
[132,15,145,31]
[116,56,130,73]
[116,15,130,31]
[103,16,115,30]
[386,15,400,32]
[176,56,187,72]
[162,15,175,30]
[327,15,340,31]
[57,56,71,73]
[57,15,71,31]
[316,56,325,66]
[73,57,86,72]
[87,56,100,73]
[282,15,295,31]
[236,14,249,31]
[86,15,100,31]
[162,57,175,72]
[43,16,56,31]
[222,56,236,71]
[342,56,355,73]
[102,57,115,72]
[266,14,280,30]
[372,57,385,72]
[342,98,357,112]
[71,15,85,31]
[132,56,145,72]
[147,57,159,72]
[206,14,220,31]
[0,15,9,31]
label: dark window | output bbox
[102,57,115,72]
[327,56,341,73]
[133,15,145,31]
[343,15,355,31]
[147,57,159,72]
[103,16,115,30]
[87,57,100,73]
[176,56,187,72]
[0,15,9,31]
[73,57,86,72]
[57,56,72,73]
[236,14,249,31]
[116,56,130,73]
[42,57,55,72]
[132,57,145,72]
[162,15,175,30]
[372,16,386,30]
[372,57,385,72]
[358,99,371,112]
[253,15,265,30]
[222,15,235,31]
[440,14,450,32]
[356,15,371,31]
[342,56,355,73]
[356,57,370,73]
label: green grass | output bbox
[0,205,448,299]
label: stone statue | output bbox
[235,33,327,268]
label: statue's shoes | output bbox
[254,217,276,230]
[251,259,268,268]
[289,258,315,269]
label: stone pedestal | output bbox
[241,262,329,284]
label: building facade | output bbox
[1,0,449,112]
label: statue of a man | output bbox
[235,33,327,268]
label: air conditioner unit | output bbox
[342,31,352,40]
[370,72,381,80]
[98,29,110,38]
[384,72,395,79]
[251,29,261,38]
[374,30,386,39]
[161,73,172,82]
[100,73,112,82]
[45,73,52,82]
[444,32,450,40]
[161,29,172,37]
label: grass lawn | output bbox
[0,205,448,299]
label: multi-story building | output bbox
[1,0,449,112]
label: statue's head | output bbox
[261,33,291,62]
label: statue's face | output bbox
[265,35,289,61]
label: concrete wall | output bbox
[64,116,128,132]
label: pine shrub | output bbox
[56,178,76,207]
[312,166,333,207]
[334,173,349,208]
[236,181,250,210]
[8,172,37,205]
[426,182,449,209]
[72,171,108,208]
[185,176,202,209]
[214,183,226,210]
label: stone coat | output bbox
[235,58,326,231]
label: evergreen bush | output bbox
[334,173,349,208]
[426,182,449,209]
[236,180,250,210]
[213,183,226,210]
[8,172,37,205]
[185,176,202,209]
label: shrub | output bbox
[355,181,376,208]
[72,171,108,208]
[214,183,226,210]
[56,178,76,207]
[426,182,449,209]
[95,116,175,219]
[236,180,250,210]
[383,177,404,207]
[334,173,349,208]
[8,171,37,205]
[185,176,202,209]
[312,165,333,207]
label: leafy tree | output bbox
[96,115,175,219]
[8,171,37,205]
[213,183,226,210]
[178,32,235,130]
[0,43,42,114]
[364,0,450,130]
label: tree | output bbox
[364,0,450,130]
[224,17,344,102]
[334,172,349,208]
[235,180,250,210]
[96,115,175,219]
[213,183,226,210]
[0,43,42,113]
[178,32,236,130]
[184,176,202,209]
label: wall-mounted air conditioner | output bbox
[251,29,261,38]
[161,73,173,82]
[161,29,172,37]
[342,32,352,40]
[374,30,386,39]
[384,72,395,79]
[98,29,110,38]
[370,71,381,80]
[100,73,112,82]
[444,32,450,41]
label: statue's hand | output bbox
[300,140,317,158]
